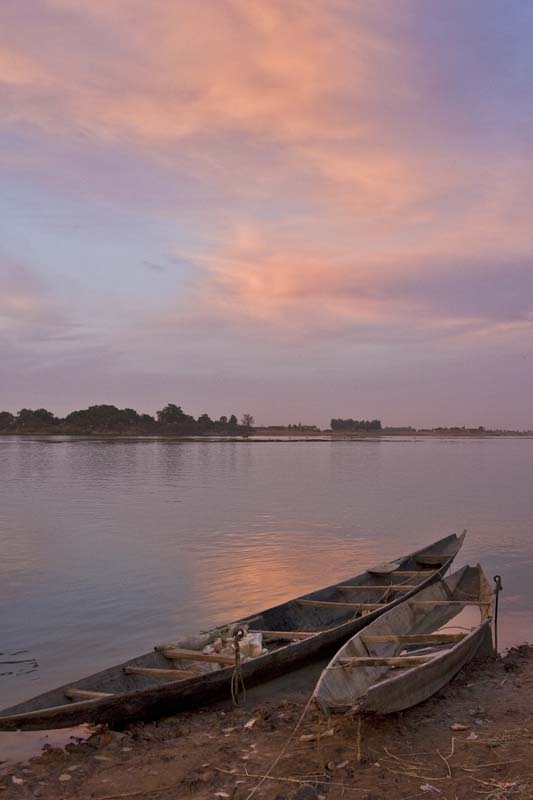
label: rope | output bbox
[245,693,315,800]
[230,628,246,706]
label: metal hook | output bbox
[233,627,245,644]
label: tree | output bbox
[64,405,143,431]
[16,408,58,429]
[228,414,238,427]
[156,404,186,424]
[155,403,196,432]
[331,418,382,431]
[0,411,14,430]
[241,414,255,428]
[219,415,228,425]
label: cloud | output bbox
[2,1,531,233]
[175,224,533,341]
[1,2,340,138]
[0,47,41,86]
[0,255,77,342]
[0,0,426,218]
[4,0,533,237]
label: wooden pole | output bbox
[339,655,435,667]
[254,630,315,640]
[156,645,235,665]
[64,689,113,700]
[124,666,196,680]
[362,632,466,644]
[338,585,418,591]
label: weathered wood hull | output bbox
[355,622,492,714]
[0,531,465,730]
[314,562,494,716]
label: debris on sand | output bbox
[1,646,533,800]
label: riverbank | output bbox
[1,431,532,440]
[2,646,532,799]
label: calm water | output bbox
[1,435,532,708]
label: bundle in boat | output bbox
[313,563,494,716]
[0,531,466,731]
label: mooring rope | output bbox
[230,628,246,706]
[245,692,315,800]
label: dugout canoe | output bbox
[313,562,493,716]
[0,531,465,730]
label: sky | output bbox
[1,0,533,428]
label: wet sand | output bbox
[2,646,533,799]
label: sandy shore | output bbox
[1,646,532,799]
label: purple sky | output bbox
[1,1,533,428]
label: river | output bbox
[1,435,532,708]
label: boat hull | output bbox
[313,562,494,716]
[355,621,493,714]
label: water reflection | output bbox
[1,436,532,707]
[0,726,92,772]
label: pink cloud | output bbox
[1,0,425,217]
[2,1,533,350]
[2,2,343,139]
[0,48,42,86]
[172,222,533,342]
[5,0,533,237]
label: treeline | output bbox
[0,404,255,436]
[330,418,382,431]
[287,423,319,432]
[431,426,485,433]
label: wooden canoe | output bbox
[0,531,465,730]
[313,562,493,716]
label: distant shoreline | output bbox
[4,406,530,439]
[1,430,531,440]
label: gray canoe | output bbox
[0,531,465,730]
[313,562,493,716]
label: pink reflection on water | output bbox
[181,528,383,627]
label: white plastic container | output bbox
[238,632,263,658]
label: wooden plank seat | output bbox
[338,584,418,591]
[409,600,491,607]
[362,633,467,645]
[253,630,316,640]
[4,697,112,720]
[155,645,235,665]
[297,600,385,610]
[339,655,435,667]
[124,666,196,680]
[387,570,436,577]
[64,689,113,700]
